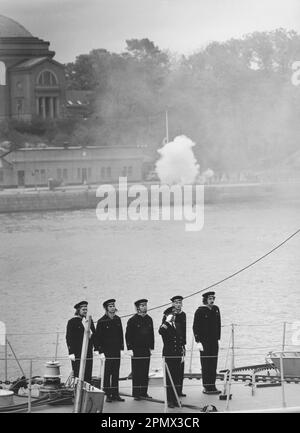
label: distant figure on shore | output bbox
[159,307,185,408]
[94,299,125,403]
[66,300,95,384]
[170,295,187,397]
[125,299,154,400]
[193,292,221,394]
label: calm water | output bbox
[0,197,299,380]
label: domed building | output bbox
[0,15,66,121]
[0,16,146,189]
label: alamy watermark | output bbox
[95,177,204,232]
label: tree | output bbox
[63,30,300,172]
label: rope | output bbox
[1,227,299,335]
[182,227,300,302]
[120,227,300,317]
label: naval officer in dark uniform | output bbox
[193,291,221,394]
[159,307,185,408]
[94,299,125,402]
[125,298,154,400]
[66,300,96,384]
[170,295,186,397]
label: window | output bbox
[57,168,62,180]
[37,70,58,87]
[122,166,132,177]
[63,169,68,180]
[77,168,81,180]
[40,169,46,183]
[32,169,39,184]
[88,167,92,179]
[106,167,111,178]
[53,98,58,118]
[45,97,50,117]
[0,170,3,183]
[82,168,87,182]
[101,167,105,179]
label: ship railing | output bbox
[1,352,300,413]
[1,320,300,412]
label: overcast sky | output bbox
[1,0,300,63]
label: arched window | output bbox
[0,61,6,85]
[37,70,58,86]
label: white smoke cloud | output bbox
[155,135,200,185]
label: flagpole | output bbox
[165,110,169,143]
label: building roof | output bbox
[6,146,146,164]
[0,15,32,38]
[12,57,49,69]
[11,57,63,71]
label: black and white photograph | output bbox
[0,0,300,417]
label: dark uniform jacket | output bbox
[159,320,185,357]
[66,316,96,357]
[95,314,124,355]
[164,307,186,346]
[175,311,186,346]
[125,314,154,352]
[193,305,221,344]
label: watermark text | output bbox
[96,177,204,232]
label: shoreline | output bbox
[0,181,299,213]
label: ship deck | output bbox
[10,376,300,413]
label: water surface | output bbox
[0,198,299,379]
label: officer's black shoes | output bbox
[178,393,187,397]
[208,386,221,394]
[211,388,221,394]
[203,387,221,395]
[134,394,152,400]
[106,395,113,403]
[168,401,180,408]
[113,395,125,402]
[202,388,211,394]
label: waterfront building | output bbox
[0,145,146,187]
[0,16,149,187]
